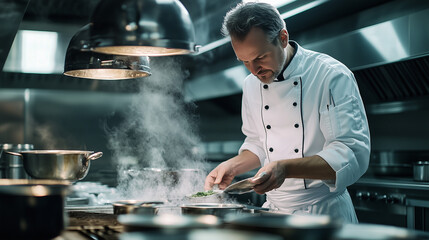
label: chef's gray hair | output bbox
[221,2,286,44]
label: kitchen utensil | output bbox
[225,214,340,240]
[413,161,429,181]
[0,143,34,179]
[0,179,70,239]
[223,172,267,194]
[119,229,283,240]
[113,200,164,215]
[5,150,102,181]
[181,203,245,218]
[118,214,220,232]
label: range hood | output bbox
[185,0,429,115]
[0,0,30,71]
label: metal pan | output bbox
[113,200,164,215]
[181,203,245,218]
[5,150,102,181]
[118,214,220,233]
[225,214,340,240]
[222,172,266,194]
[0,179,70,239]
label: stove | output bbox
[348,176,429,231]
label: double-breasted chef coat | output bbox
[238,41,371,222]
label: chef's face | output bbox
[232,27,288,84]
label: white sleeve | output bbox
[317,70,371,192]
[238,79,266,166]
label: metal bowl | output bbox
[181,203,245,218]
[113,200,164,215]
[225,214,340,240]
[4,150,102,181]
[118,214,220,233]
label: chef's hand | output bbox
[251,161,287,194]
[204,161,235,191]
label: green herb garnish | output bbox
[191,190,215,197]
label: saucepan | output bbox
[113,200,164,215]
[225,214,341,240]
[0,179,70,239]
[181,203,245,218]
[4,150,103,181]
[118,214,221,233]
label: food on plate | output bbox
[191,190,215,197]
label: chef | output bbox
[204,2,370,223]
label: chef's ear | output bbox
[279,29,288,48]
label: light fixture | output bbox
[64,25,151,80]
[88,0,198,56]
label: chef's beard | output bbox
[255,49,288,84]
[256,70,276,84]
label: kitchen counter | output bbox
[355,177,429,190]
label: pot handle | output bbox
[3,151,23,158]
[87,152,103,161]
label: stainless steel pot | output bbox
[5,150,102,181]
[225,214,340,240]
[118,214,220,233]
[370,150,429,177]
[181,203,245,218]
[413,161,429,181]
[0,179,70,239]
[0,143,34,179]
[113,200,164,215]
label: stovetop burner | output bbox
[65,225,123,240]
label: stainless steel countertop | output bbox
[353,177,429,190]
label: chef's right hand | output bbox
[204,161,235,191]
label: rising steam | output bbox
[106,57,208,201]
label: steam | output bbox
[107,57,208,202]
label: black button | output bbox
[293,81,298,86]
[294,149,299,153]
[293,102,297,107]
[264,105,269,110]
[269,148,274,152]
[267,125,271,129]
[263,85,268,89]
[294,124,299,128]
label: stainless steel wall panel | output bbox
[0,89,26,143]
[409,9,429,58]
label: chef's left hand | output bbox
[251,161,287,194]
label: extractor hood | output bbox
[185,0,429,115]
[0,0,30,71]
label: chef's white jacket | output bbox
[239,41,370,219]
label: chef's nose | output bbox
[247,61,261,75]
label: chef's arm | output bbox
[281,155,336,180]
[228,150,261,176]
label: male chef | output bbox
[204,2,370,223]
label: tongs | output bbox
[221,172,267,195]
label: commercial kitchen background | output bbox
[1,0,429,229]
